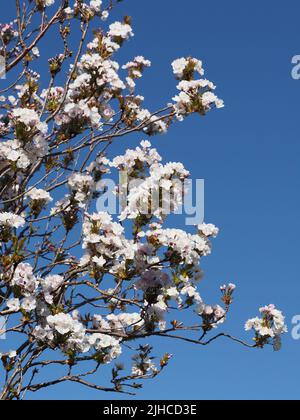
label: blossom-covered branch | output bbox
[0,0,286,400]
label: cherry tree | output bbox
[0,0,287,399]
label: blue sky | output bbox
[2,0,300,400]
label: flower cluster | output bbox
[0,106,48,172]
[172,57,204,79]
[245,304,287,350]
[40,86,64,112]
[68,173,95,207]
[41,274,64,304]
[0,212,24,243]
[90,0,103,13]
[171,57,224,119]
[97,312,144,332]
[108,21,134,41]
[11,263,39,297]
[53,22,136,137]
[0,22,18,45]
[33,311,122,362]
[72,0,107,20]
[132,357,158,377]
[123,56,151,91]
[36,0,55,8]
[110,141,189,222]
[25,188,52,202]
[34,312,89,354]
[198,223,219,238]
[119,96,168,135]
[81,211,132,277]
[197,303,226,331]
[220,283,236,306]
[7,296,36,313]
[0,138,44,170]
[0,212,25,229]
[146,227,211,265]
[0,212,25,242]
[55,100,102,136]
[11,108,47,136]
[110,140,161,172]
[6,271,65,314]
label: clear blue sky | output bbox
[2,0,300,400]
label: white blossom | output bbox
[198,223,219,238]
[108,22,134,40]
[245,305,287,349]
[21,296,37,312]
[89,0,102,13]
[11,263,39,296]
[12,108,47,134]
[7,298,20,312]
[26,188,52,203]
[0,212,25,229]
[47,313,83,336]
[42,275,64,304]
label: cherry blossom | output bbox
[0,212,25,229]
[245,305,287,351]
[0,0,286,399]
